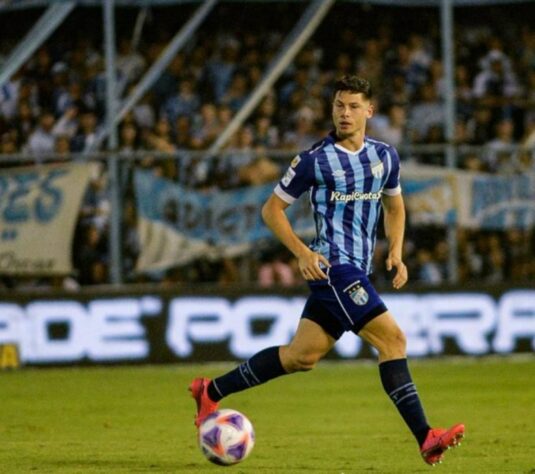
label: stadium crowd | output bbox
[0,2,534,289]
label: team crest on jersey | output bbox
[371,162,384,179]
[281,167,296,186]
[344,280,369,306]
[290,155,301,168]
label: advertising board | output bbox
[0,287,533,365]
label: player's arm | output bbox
[261,193,329,281]
[381,193,408,289]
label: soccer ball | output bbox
[198,409,255,466]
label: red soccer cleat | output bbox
[420,423,465,466]
[189,377,219,428]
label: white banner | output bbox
[134,167,535,272]
[402,165,457,225]
[135,216,210,273]
[0,163,94,275]
[134,169,314,272]
[456,172,535,229]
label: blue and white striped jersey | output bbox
[274,132,401,274]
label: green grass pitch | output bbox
[1,357,534,473]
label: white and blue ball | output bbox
[198,409,255,466]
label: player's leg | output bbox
[358,312,464,464]
[357,309,407,362]
[190,317,335,426]
[358,311,430,445]
[279,318,336,372]
[210,317,335,397]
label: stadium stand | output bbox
[0,2,533,289]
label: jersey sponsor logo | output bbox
[371,162,384,179]
[281,167,296,187]
[330,190,382,202]
[290,156,301,168]
[344,281,369,305]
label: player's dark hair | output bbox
[333,75,373,100]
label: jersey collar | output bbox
[328,130,367,155]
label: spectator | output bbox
[416,248,443,285]
[79,166,110,232]
[220,72,249,112]
[237,146,280,186]
[54,134,72,157]
[71,109,99,152]
[0,71,23,120]
[282,105,321,150]
[25,111,56,156]
[217,104,233,131]
[523,69,535,129]
[253,115,280,148]
[119,123,139,152]
[504,229,533,280]
[279,68,311,106]
[30,47,54,110]
[0,132,18,155]
[12,100,36,146]
[116,37,146,86]
[370,103,407,148]
[422,125,446,166]
[152,53,184,108]
[331,52,353,81]
[484,118,516,172]
[84,56,107,115]
[356,39,384,87]
[174,115,194,149]
[408,82,444,143]
[50,62,71,115]
[484,234,505,282]
[407,34,433,90]
[455,65,475,120]
[380,72,410,109]
[132,92,156,129]
[52,106,79,139]
[75,225,108,285]
[204,38,240,103]
[520,118,535,171]
[472,48,520,124]
[144,116,175,154]
[162,76,201,123]
[460,152,487,172]
[257,245,299,287]
[466,106,494,145]
[191,103,220,149]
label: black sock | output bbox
[379,358,430,446]
[207,346,287,402]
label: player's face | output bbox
[332,91,374,139]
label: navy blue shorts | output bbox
[301,264,388,340]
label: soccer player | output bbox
[190,75,465,465]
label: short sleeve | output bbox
[274,154,315,204]
[383,147,402,196]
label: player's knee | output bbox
[296,353,320,371]
[376,327,406,359]
[287,352,320,372]
[391,328,407,352]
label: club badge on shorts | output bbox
[344,280,369,306]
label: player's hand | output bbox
[297,250,330,281]
[386,255,408,289]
